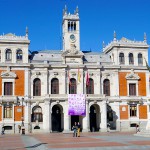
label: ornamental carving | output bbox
[1,67,17,79]
[126,69,140,80]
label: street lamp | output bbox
[21,97,24,127]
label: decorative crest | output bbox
[26,26,28,37]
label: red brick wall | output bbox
[139,105,147,119]
[120,105,128,120]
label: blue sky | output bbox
[0,0,149,56]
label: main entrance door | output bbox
[71,115,79,129]
[52,105,61,132]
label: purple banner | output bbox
[68,94,86,116]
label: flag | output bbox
[86,71,89,86]
[144,58,150,72]
[77,68,81,83]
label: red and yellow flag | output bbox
[77,68,81,83]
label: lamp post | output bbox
[21,97,24,127]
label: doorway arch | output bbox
[52,104,62,132]
[89,104,100,132]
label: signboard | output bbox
[68,94,86,116]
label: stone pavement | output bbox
[1,132,150,150]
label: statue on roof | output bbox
[63,5,67,16]
[75,6,79,15]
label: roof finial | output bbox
[102,41,105,49]
[75,6,79,15]
[113,31,116,41]
[144,32,147,42]
[25,26,28,37]
[63,5,67,16]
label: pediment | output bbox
[1,71,17,79]
[126,69,140,80]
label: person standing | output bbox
[77,122,81,137]
[72,122,77,137]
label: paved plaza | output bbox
[0,132,150,150]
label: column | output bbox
[63,101,70,133]
[100,101,107,132]
[82,100,90,132]
[43,100,50,132]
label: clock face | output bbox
[70,34,76,41]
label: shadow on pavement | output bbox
[25,143,47,148]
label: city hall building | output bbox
[0,6,149,134]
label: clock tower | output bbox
[62,6,80,52]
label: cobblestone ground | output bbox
[1,132,150,150]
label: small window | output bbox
[130,105,137,117]
[16,49,23,61]
[5,49,12,61]
[129,53,134,65]
[4,82,13,95]
[103,79,110,96]
[51,78,59,94]
[129,83,136,96]
[33,78,41,96]
[4,103,13,118]
[138,53,143,65]
[69,78,76,94]
[119,53,125,64]
[86,78,94,94]
[31,106,43,122]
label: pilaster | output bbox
[63,101,70,132]
[43,100,51,132]
[82,100,90,132]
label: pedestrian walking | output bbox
[136,124,140,133]
[1,127,5,135]
[77,122,81,137]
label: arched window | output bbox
[31,106,43,122]
[16,49,23,61]
[69,78,76,94]
[5,49,12,61]
[129,53,134,64]
[119,53,125,64]
[138,53,143,65]
[103,79,110,96]
[33,78,41,96]
[86,78,94,94]
[51,78,59,94]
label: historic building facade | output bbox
[0,6,149,134]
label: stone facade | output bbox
[0,6,149,134]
